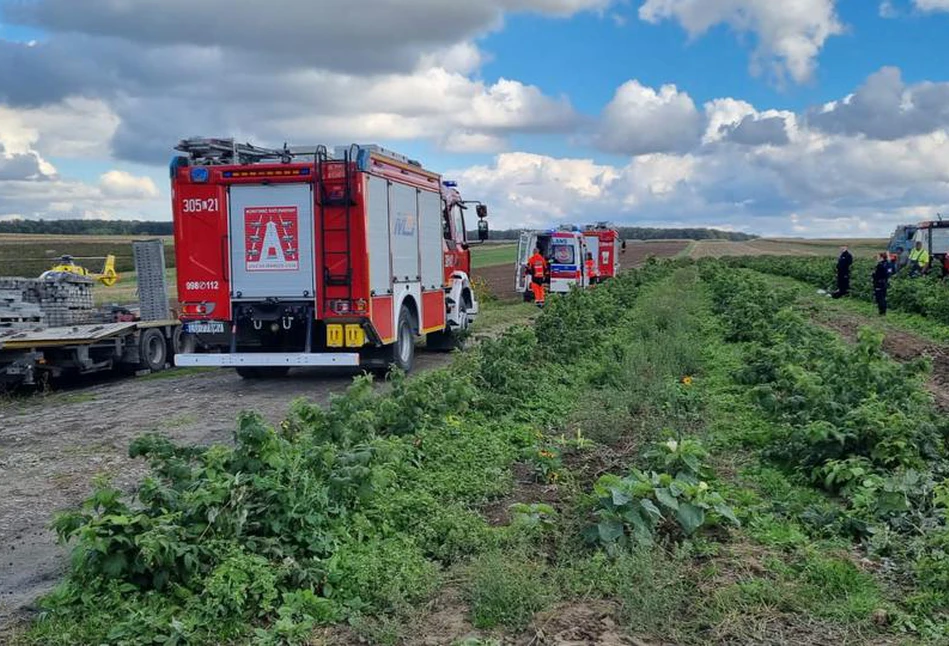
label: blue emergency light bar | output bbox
[443,180,458,188]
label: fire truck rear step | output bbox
[175,352,359,368]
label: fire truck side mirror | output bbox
[477,218,489,242]
[476,204,488,219]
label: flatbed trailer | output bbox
[0,319,186,386]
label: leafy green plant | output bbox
[588,469,739,548]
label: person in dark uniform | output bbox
[831,246,853,299]
[872,252,891,316]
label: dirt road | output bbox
[0,353,452,630]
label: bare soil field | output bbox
[691,238,887,259]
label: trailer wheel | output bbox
[139,328,168,372]
[385,305,416,373]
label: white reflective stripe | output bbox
[174,353,360,367]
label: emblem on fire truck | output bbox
[244,206,300,272]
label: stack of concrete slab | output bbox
[0,286,44,330]
[0,276,96,328]
[133,240,170,321]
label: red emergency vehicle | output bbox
[582,222,624,280]
[170,139,489,377]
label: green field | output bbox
[471,244,517,269]
[25,260,949,645]
[0,234,175,279]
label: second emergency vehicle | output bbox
[515,227,591,299]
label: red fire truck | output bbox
[170,139,489,377]
[582,222,625,280]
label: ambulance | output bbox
[515,226,590,299]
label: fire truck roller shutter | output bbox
[227,183,315,300]
[366,175,393,296]
[418,187,446,333]
[389,180,422,335]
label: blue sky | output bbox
[2,0,949,236]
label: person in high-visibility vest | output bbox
[908,241,930,277]
[526,247,547,306]
[585,252,599,285]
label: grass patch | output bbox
[471,244,517,269]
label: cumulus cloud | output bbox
[0,114,164,219]
[99,171,159,200]
[454,122,949,236]
[4,0,615,75]
[638,0,844,83]
[596,81,703,155]
[719,115,790,146]
[807,67,949,140]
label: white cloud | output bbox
[806,67,949,140]
[596,80,703,155]
[638,0,844,83]
[99,171,159,200]
[0,113,164,219]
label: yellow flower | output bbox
[682,376,694,386]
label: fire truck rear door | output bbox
[515,231,532,293]
[228,183,315,300]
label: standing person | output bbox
[908,241,930,277]
[526,247,547,307]
[873,252,891,316]
[831,246,853,299]
[585,252,599,286]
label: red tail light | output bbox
[182,302,213,316]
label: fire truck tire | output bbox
[172,326,197,355]
[427,301,468,352]
[139,328,168,372]
[385,305,416,373]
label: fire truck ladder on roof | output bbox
[315,144,357,301]
[175,138,296,165]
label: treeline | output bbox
[474,227,758,241]
[0,220,173,236]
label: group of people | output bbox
[834,241,947,316]
[524,247,600,307]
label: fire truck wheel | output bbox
[426,300,468,352]
[172,326,197,355]
[139,328,168,372]
[386,305,416,373]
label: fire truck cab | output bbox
[515,227,590,297]
[170,138,489,377]
[582,222,624,280]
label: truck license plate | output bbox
[185,322,225,334]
